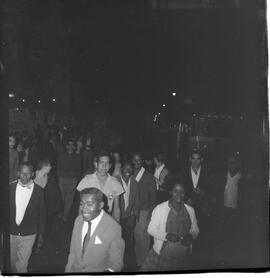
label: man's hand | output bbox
[166,233,181,242]
[34,234,44,254]
[181,233,193,247]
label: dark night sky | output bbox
[3,0,267,129]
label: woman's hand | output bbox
[166,233,181,242]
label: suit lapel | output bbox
[85,212,107,252]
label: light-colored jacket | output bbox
[147,201,199,255]
[65,212,125,273]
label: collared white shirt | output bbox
[121,176,131,211]
[15,181,34,225]
[224,171,241,209]
[81,210,104,247]
[191,166,201,189]
[135,167,145,183]
[154,164,165,190]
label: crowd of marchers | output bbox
[8,129,244,273]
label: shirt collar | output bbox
[121,176,130,187]
[191,166,201,175]
[86,209,104,225]
[17,180,34,189]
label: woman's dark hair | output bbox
[166,176,186,193]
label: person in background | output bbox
[57,139,82,222]
[16,141,25,164]
[65,187,125,273]
[180,150,211,231]
[141,180,199,271]
[9,163,45,273]
[82,134,95,175]
[132,152,156,269]
[222,154,242,229]
[76,136,83,155]
[112,151,122,178]
[117,161,139,270]
[34,160,63,243]
[153,152,169,204]
[77,151,124,222]
[9,133,19,183]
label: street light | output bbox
[162,104,166,107]
[158,112,161,115]
[9,93,15,98]
[38,100,41,103]
[172,92,176,96]
[52,98,56,102]
[22,99,25,102]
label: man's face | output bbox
[122,164,133,180]
[190,153,203,169]
[9,136,16,149]
[132,154,143,170]
[66,141,75,153]
[19,166,33,184]
[80,194,103,222]
[96,156,111,176]
[171,183,185,203]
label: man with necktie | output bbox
[65,187,125,273]
[9,162,46,273]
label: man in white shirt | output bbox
[223,155,242,214]
[77,151,124,222]
[65,187,124,273]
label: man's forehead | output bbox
[98,156,110,163]
[20,166,32,172]
[81,193,97,202]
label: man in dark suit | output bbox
[132,152,157,268]
[9,162,46,273]
[65,187,125,273]
[180,150,212,231]
[117,161,139,270]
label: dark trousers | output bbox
[121,215,136,271]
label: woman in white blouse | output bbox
[141,179,199,271]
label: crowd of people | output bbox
[8,126,252,273]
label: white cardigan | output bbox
[147,201,199,255]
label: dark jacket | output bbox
[117,176,140,219]
[135,170,157,211]
[10,181,46,236]
[180,166,212,207]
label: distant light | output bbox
[193,114,196,117]
[240,116,244,120]
[162,104,166,107]
[52,98,56,102]
[172,92,176,96]
[38,100,41,103]
[15,107,19,111]
[158,112,161,115]
[95,100,99,104]
[22,99,25,102]
[9,93,15,98]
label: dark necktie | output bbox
[82,221,92,256]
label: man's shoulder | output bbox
[102,211,121,231]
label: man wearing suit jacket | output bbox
[117,162,139,270]
[153,152,169,204]
[132,152,157,268]
[65,187,125,273]
[10,162,46,273]
[179,150,212,231]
